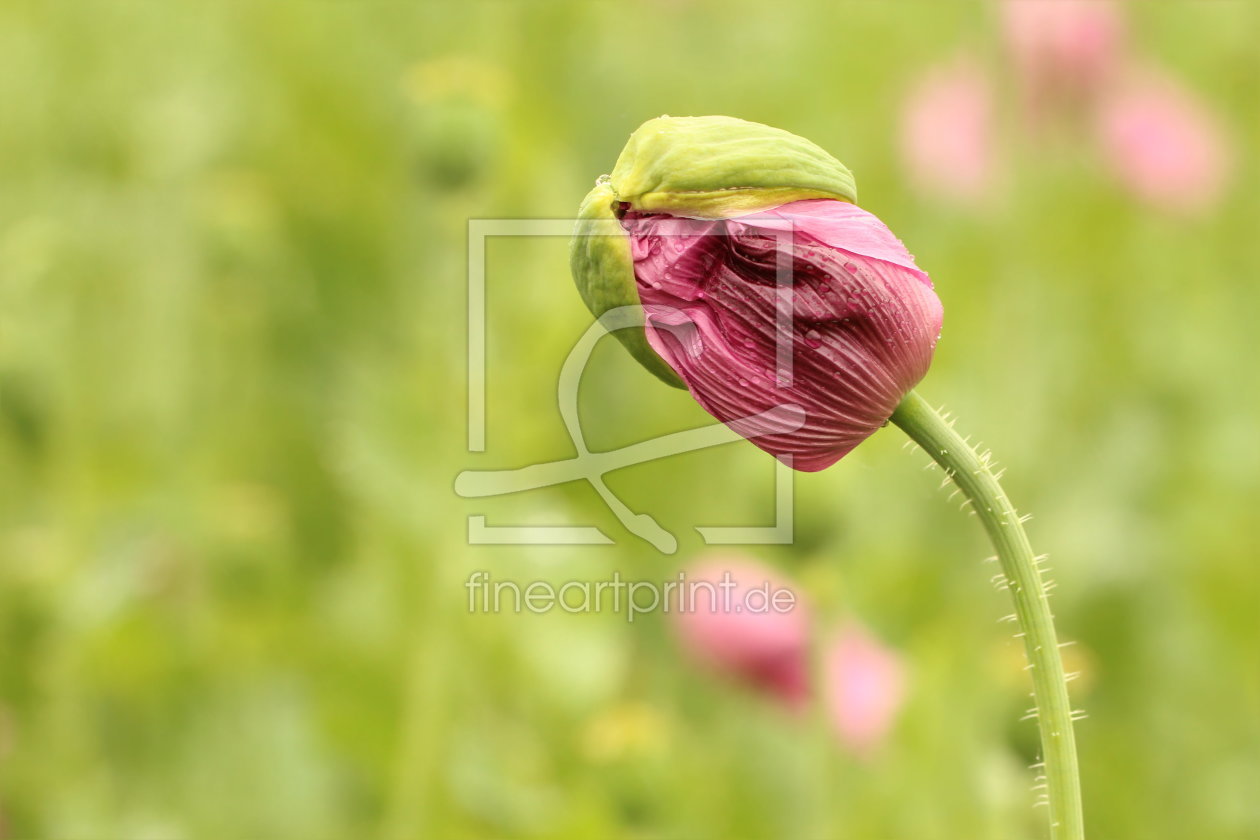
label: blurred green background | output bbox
[1,1,1257,838]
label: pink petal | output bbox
[624,199,943,472]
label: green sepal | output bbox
[610,115,857,218]
[569,181,685,388]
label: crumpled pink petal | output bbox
[624,199,942,472]
[670,557,811,707]
[1096,68,1232,216]
[825,623,907,757]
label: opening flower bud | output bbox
[571,116,943,471]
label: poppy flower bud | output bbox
[571,116,942,471]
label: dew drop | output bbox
[804,329,822,349]
[843,261,858,273]
[738,377,749,387]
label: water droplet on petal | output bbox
[804,329,822,349]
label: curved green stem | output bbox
[890,390,1083,840]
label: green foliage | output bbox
[0,2,1257,838]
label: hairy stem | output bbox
[890,390,1083,840]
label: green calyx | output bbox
[570,180,685,387]
[611,115,857,218]
[569,115,858,387]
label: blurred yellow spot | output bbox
[196,168,278,238]
[581,702,669,764]
[1,526,70,584]
[210,482,287,543]
[990,636,1097,696]
[1059,642,1097,695]
[401,56,509,107]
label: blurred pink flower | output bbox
[671,557,812,707]
[824,623,906,757]
[899,55,997,203]
[1096,69,1231,215]
[1002,0,1127,114]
